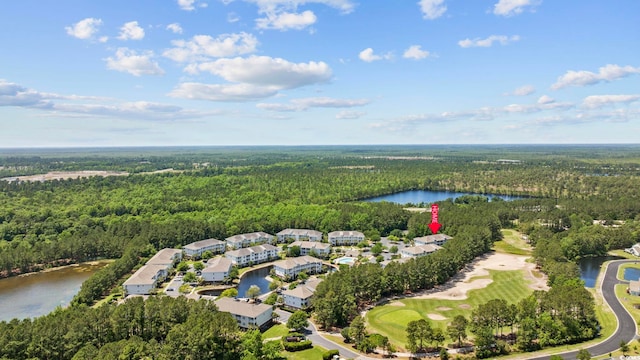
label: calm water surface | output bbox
[237,266,272,298]
[364,190,525,204]
[0,262,108,322]
[579,256,622,288]
[624,267,640,281]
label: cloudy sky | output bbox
[1,0,639,147]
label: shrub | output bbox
[323,349,340,360]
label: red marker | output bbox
[429,203,441,234]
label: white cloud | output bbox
[166,23,183,34]
[169,82,279,101]
[493,0,540,17]
[177,0,207,10]
[65,18,103,40]
[551,64,640,90]
[257,97,369,111]
[359,48,392,62]
[118,21,145,40]
[242,0,355,15]
[256,10,317,30]
[163,32,258,62]
[458,35,520,48]
[582,94,640,109]
[105,48,165,76]
[509,85,535,96]
[0,79,217,121]
[187,55,332,89]
[418,0,446,20]
[359,48,379,62]
[336,110,366,119]
[537,95,554,104]
[403,45,430,60]
[228,12,240,23]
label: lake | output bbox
[0,262,109,322]
[579,256,622,288]
[363,189,525,205]
[237,266,272,298]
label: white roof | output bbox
[226,244,278,257]
[273,255,322,270]
[215,297,272,318]
[147,248,181,265]
[123,264,166,286]
[184,238,225,250]
[204,257,233,272]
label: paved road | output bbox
[526,260,638,359]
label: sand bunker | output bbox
[414,252,548,301]
[436,306,452,311]
[427,313,447,321]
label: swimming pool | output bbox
[335,257,356,266]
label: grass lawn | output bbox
[282,346,327,360]
[366,269,534,349]
[494,229,532,256]
[263,323,289,340]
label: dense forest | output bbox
[1,145,640,359]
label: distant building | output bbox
[625,243,640,257]
[215,297,273,330]
[414,234,452,247]
[202,257,233,282]
[123,248,182,295]
[289,240,331,257]
[282,278,322,310]
[400,244,442,258]
[146,248,182,271]
[226,232,275,249]
[272,255,323,279]
[328,230,365,246]
[630,280,640,296]
[183,238,226,258]
[277,229,323,243]
[225,244,279,267]
[123,264,168,295]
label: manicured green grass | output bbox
[609,249,637,259]
[366,269,533,349]
[494,229,532,256]
[263,324,289,340]
[282,346,327,360]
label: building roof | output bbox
[226,244,278,257]
[282,285,315,299]
[225,232,274,242]
[204,257,233,272]
[146,248,181,265]
[414,234,452,243]
[277,229,323,237]
[273,255,322,270]
[184,238,225,250]
[328,230,365,238]
[402,244,442,255]
[630,280,640,293]
[290,241,331,251]
[123,264,166,286]
[215,297,272,318]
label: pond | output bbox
[0,261,109,322]
[578,256,622,288]
[624,267,640,281]
[363,189,525,205]
[237,266,272,298]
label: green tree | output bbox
[620,340,630,355]
[182,271,197,283]
[246,285,261,299]
[176,262,189,273]
[349,316,367,348]
[389,245,398,254]
[577,348,591,360]
[287,311,309,332]
[220,288,238,298]
[446,315,468,348]
[193,261,205,271]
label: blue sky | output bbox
[1,0,639,147]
